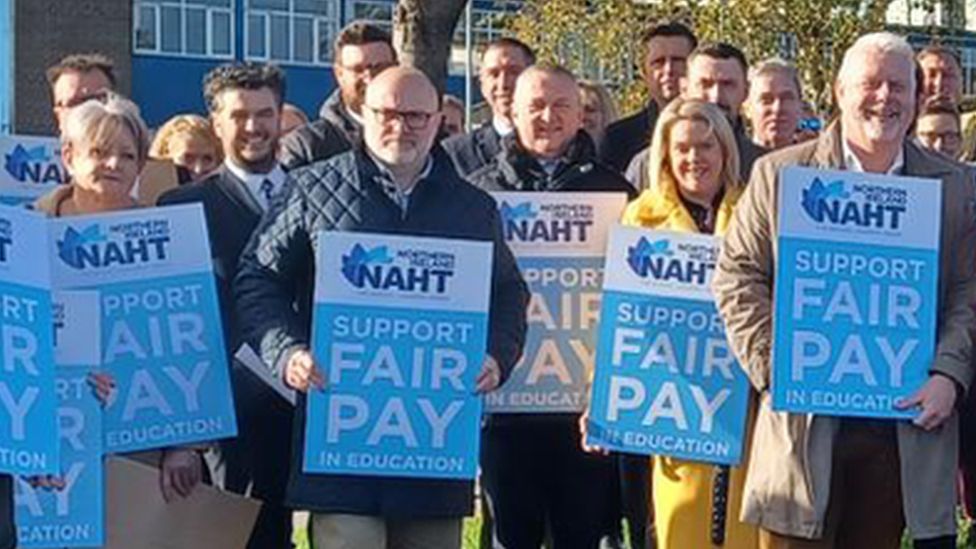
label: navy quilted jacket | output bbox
[234,145,528,515]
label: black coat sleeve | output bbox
[481,197,529,382]
[233,177,313,376]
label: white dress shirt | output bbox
[224,159,287,212]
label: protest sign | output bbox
[485,192,626,413]
[304,231,492,480]
[586,227,750,464]
[0,135,66,206]
[48,204,237,452]
[772,166,940,418]
[15,368,104,548]
[0,206,58,475]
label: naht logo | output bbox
[341,244,455,294]
[627,237,714,285]
[3,144,65,184]
[500,201,593,243]
[0,219,11,263]
[58,220,171,270]
[801,177,906,229]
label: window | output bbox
[348,0,393,30]
[134,0,235,58]
[246,0,339,65]
[449,6,512,75]
[962,47,976,96]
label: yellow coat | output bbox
[621,180,758,549]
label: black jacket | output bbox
[157,167,266,353]
[0,476,11,549]
[279,91,361,171]
[469,130,636,198]
[598,102,659,173]
[441,123,504,177]
[234,145,529,516]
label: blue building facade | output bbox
[131,0,513,127]
[0,0,12,134]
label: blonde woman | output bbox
[578,80,619,150]
[34,94,206,503]
[149,114,222,183]
[621,98,757,549]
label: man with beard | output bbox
[234,66,528,549]
[626,42,767,190]
[746,59,803,151]
[599,21,697,173]
[441,38,535,176]
[279,22,396,170]
[713,32,975,549]
[158,62,294,549]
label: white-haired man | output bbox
[712,32,976,549]
[746,58,803,150]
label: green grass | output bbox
[293,511,976,548]
[291,514,483,549]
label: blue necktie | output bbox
[260,179,275,205]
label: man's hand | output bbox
[87,371,116,407]
[578,411,609,455]
[895,374,958,430]
[160,448,203,503]
[284,349,325,392]
[26,475,66,491]
[475,356,502,394]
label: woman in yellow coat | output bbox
[621,97,757,549]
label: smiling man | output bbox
[235,66,528,549]
[441,38,536,176]
[468,63,632,549]
[712,32,976,549]
[158,62,293,549]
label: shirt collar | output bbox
[493,116,514,137]
[840,137,905,175]
[224,158,286,207]
[367,152,434,197]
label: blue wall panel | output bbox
[132,55,338,127]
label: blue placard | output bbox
[48,204,237,452]
[15,368,104,548]
[586,228,750,464]
[772,166,941,418]
[304,231,493,480]
[0,206,58,475]
[485,193,627,413]
[0,135,66,206]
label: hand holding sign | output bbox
[86,372,116,407]
[285,348,325,392]
[159,447,203,502]
[475,356,502,394]
[895,374,957,430]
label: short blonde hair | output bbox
[63,93,150,166]
[578,80,619,127]
[149,114,222,162]
[645,97,740,194]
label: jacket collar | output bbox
[496,130,598,190]
[319,90,362,143]
[812,120,953,178]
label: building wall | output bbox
[132,54,337,125]
[14,0,132,136]
[0,0,12,134]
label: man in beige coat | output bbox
[713,32,976,549]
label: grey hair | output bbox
[837,32,916,93]
[62,93,151,164]
[749,57,802,97]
